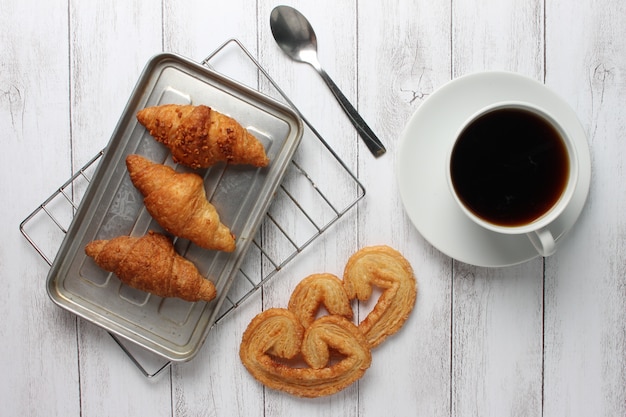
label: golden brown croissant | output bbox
[136,104,270,169]
[85,231,217,302]
[239,308,371,398]
[126,154,235,252]
[343,246,417,348]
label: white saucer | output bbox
[396,71,591,267]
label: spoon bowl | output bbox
[270,5,386,157]
[270,7,319,66]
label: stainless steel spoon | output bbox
[270,5,386,157]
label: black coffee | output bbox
[450,108,569,227]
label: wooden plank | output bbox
[66,1,173,415]
[450,0,545,415]
[452,0,544,77]
[356,0,453,416]
[0,0,79,415]
[68,0,163,166]
[544,0,626,415]
[254,0,362,414]
[162,0,258,60]
[160,1,266,416]
[5,0,625,416]
[452,264,543,415]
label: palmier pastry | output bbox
[239,308,371,398]
[239,245,417,397]
[287,273,353,328]
[343,245,417,348]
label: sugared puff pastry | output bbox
[239,246,418,397]
[343,245,417,348]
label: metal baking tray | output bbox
[45,52,303,362]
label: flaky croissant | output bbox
[85,231,217,302]
[136,104,270,169]
[126,154,235,252]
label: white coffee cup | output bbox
[446,101,579,257]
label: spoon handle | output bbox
[317,68,386,157]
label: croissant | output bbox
[136,104,270,169]
[126,154,236,252]
[85,231,217,302]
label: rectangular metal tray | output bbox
[45,52,303,362]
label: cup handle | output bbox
[527,228,557,257]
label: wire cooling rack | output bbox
[19,39,365,377]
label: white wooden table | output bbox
[2,0,625,415]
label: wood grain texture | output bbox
[68,0,163,165]
[67,1,172,416]
[0,0,78,416]
[162,2,266,416]
[357,1,453,416]
[255,1,362,415]
[2,0,626,415]
[452,0,544,78]
[452,264,543,416]
[544,0,626,416]
[450,1,545,415]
